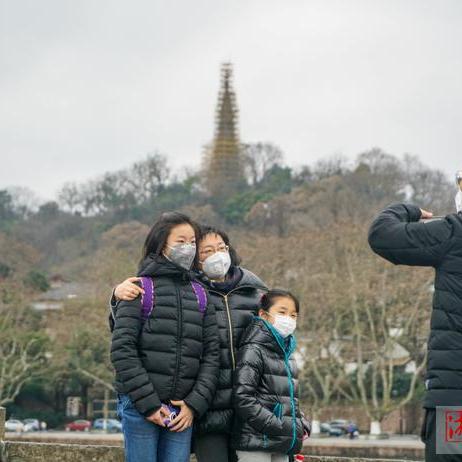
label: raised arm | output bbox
[368,203,452,267]
[108,277,144,331]
[110,277,144,307]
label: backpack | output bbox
[109,276,208,332]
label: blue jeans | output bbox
[117,394,192,462]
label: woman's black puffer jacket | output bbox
[110,255,220,419]
[194,266,267,435]
[231,317,303,455]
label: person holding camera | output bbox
[368,202,462,462]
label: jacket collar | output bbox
[198,266,267,293]
[137,254,192,280]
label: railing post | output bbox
[0,407,5,441]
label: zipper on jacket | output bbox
[223,294,236,370]
[285,359,297,453]
[208,285,261,371]
[172,281,183,397]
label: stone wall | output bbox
[0,407,423,462]
[1,443,422,462]
[1,441,124,462]
[304,458,420,462]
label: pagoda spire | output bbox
[216,63,238,140]
[203,63,244,200]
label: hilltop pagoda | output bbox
[203,63,244,199]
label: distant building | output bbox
[295,332,411,372]
[32,276,91,311]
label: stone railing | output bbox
[2,441,124,462]
[0,407,124,462]
[0,407,423,462]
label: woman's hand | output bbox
[114,277,144,301]
[168,400,194,432]
[146,407,170,427]
[420,208,433,219]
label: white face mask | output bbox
[268,313,297,338]
[201,251,231,279]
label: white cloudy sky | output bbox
[1,0,462,200]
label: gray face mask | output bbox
[201,252,231,279]
[164,243,196,270]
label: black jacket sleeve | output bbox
[368,203,453,267]
[110,296,162,417]
[184,300,220,418]
[233,344,283,436]
[108,289,119,332]
[109,288,118,310]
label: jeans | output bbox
[236,451,288,462]
[117,394,192,462]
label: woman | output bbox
[232,289,304,462]
[112,224,267,462]
[110,212,219,462]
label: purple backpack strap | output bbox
[191,281,207,316]
[140,277,155,321]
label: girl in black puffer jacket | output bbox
[110,212,219,462]
[232,290,304,462]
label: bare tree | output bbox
[7,186,42,218]
[127,152,170,202]
[0,309,47,406]
[353,147,406,204]
[311,154,350,180]
[58,182,82,214]
[340,225,430,434]
[402,154,454,213]
[242,142,284,185]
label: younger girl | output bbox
[110,212,219,462]
[232,290,305,462]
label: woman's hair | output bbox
[199,225,242,266]
[142,211,200,262]
[260,289,300,314]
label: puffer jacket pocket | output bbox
[272,402,284,419]
[262,402,285,446]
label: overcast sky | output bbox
[1,0,462,200]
